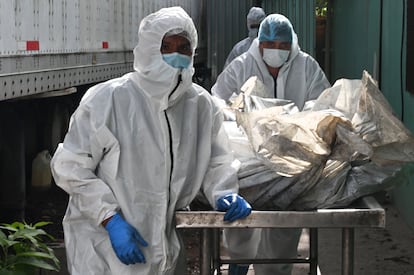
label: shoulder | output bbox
[80,73,135,107]
[291,51,324,73]
[190,83,212,101]
[295,51,319,65]
[226,52,252,72]
[234,37,251,49]
[189,83,220,110]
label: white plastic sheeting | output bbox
[224,71,414,210]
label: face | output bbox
[160,35,192,56]
[259,40,292,55]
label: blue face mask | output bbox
[162,52,191,69]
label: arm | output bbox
[305,56,331,100]
[224,45,239,68]
[201,99,251,221]
[51,98,149,265]
[211,61,244,103]
[51,103,119,227]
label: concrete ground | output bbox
[317,200,414,275]
[219,199,414,275]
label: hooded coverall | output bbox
[51,6,239,275]
[213,20,330,110]
[224,7,266,67]
[212,14,331,275]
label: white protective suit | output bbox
[51,7,239,275]
[224,7,266,67]
[212,15,330,275]
[213,28,330,110]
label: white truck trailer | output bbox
[0,0,213,221]
[0,0,204,102]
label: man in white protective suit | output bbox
[51,7,251,275]
[224,6,266,67]
[212,14,331,275]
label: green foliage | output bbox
[316,0,328,17]
[0,221,60,274]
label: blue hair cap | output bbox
[258,14,293,43]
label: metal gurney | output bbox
[176,196,385,275]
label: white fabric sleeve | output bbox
[51,106,119,227]
[201,103,240,208]
[211,62,242,102]
[305,57,331,101]
[224,46,238,68]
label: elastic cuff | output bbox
[101,210,117,227]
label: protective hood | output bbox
[246,7,266,38]
[256,14,300,69]
[212,12,330,109]
[133,6,198,110]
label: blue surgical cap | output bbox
[258,14,293,43]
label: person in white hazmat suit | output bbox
[51,7,252,275]
[212,14,330,275]
[224,7,266,67]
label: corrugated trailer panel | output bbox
[205,0,316,83]
[0,0,203,55]
[206,0,252,82]
[0,2,15,55]
[329,0,381,82]
[0,0,201,101]
[261,0,316,57]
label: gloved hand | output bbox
[216,193,252,222]
[104,213,148,265]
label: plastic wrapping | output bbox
[224,71,414,210]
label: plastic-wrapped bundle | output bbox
[223,71,414,210]
[312,71,414,166]
[236,107,351,177]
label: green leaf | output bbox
[15,227,48,238]
[0,220,60,273]
[0,230,14,249]
[0,238,19,248]
[14,257,59,271]
[9,222,25,230]
[0,225,18,233]
[16,251,56,260]
[33,221,52,228]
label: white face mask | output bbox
[262,48,290,68]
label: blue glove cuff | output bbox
[105,213,123,231]
[216,193,252,222]
[216,193,235,211]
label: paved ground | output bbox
[218,198,414,275]
[317,200,414,275]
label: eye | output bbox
[279,42,291,50]
[266,41,277,48]
[178,43,192,55]
[160,42,171,53]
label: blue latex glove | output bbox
[216,193,252,222]
[104,213,148,265]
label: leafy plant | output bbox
[0,221,60,275]
[315,0,328,17]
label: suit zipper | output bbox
[164,74,182,183]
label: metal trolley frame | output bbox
[176,196,385,275]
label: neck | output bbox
[267,65,280,78]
